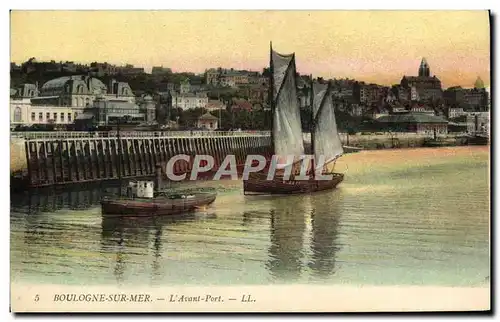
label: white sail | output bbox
[312,82,343,170]
[271,49,305,169]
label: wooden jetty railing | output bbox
[23,135,273,187]
[11,130,271,140]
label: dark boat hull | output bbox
[243,172,344,195]
[100,193,217,217]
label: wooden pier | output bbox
[22,135,273,188]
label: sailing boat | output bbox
[243,44,344,195]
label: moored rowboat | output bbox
[101,192,217,217]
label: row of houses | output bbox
[10,75,155,129]
[205,68,264,87]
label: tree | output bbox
[155,104,167,124]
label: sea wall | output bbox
[17,135,272,188]
[11,138,27,174]
[338,133,466,150]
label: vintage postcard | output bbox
[9,10,491,313]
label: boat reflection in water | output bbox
[100,212,217,284]
[307,191,343,281]
[266,195,306,282]
[265,190,343,283]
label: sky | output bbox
[10,10,490,88]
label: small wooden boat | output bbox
[101,190,217,217]
[101,165,217,217]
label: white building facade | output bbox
[10,98,76,128]
[171,93,208,110]
[10,75,136,128]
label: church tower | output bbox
[474,76,485,89]
[418,58,430,77]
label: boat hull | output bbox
[243,172,344,195]
[101,193,217,217]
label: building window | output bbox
[31,112,35,121]
[46,112,50,120]
[68,113,72,122]
[39,112,43,121]
[14,107,22,123]
[53,113,57,121]
[61,113,65,122]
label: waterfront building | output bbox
[10,96,75,128]
[10,75,137,128]
[197,113,219,130]
[10,83,74,128]
[376,112,448,135]
[88,97,146,126]
[31,75,134,112]
[75,94,155,128]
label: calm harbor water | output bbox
[10,146,490,287]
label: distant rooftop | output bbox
[198,112,218,121]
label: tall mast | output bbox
[309,75,315,178]
[269,41,275,153]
